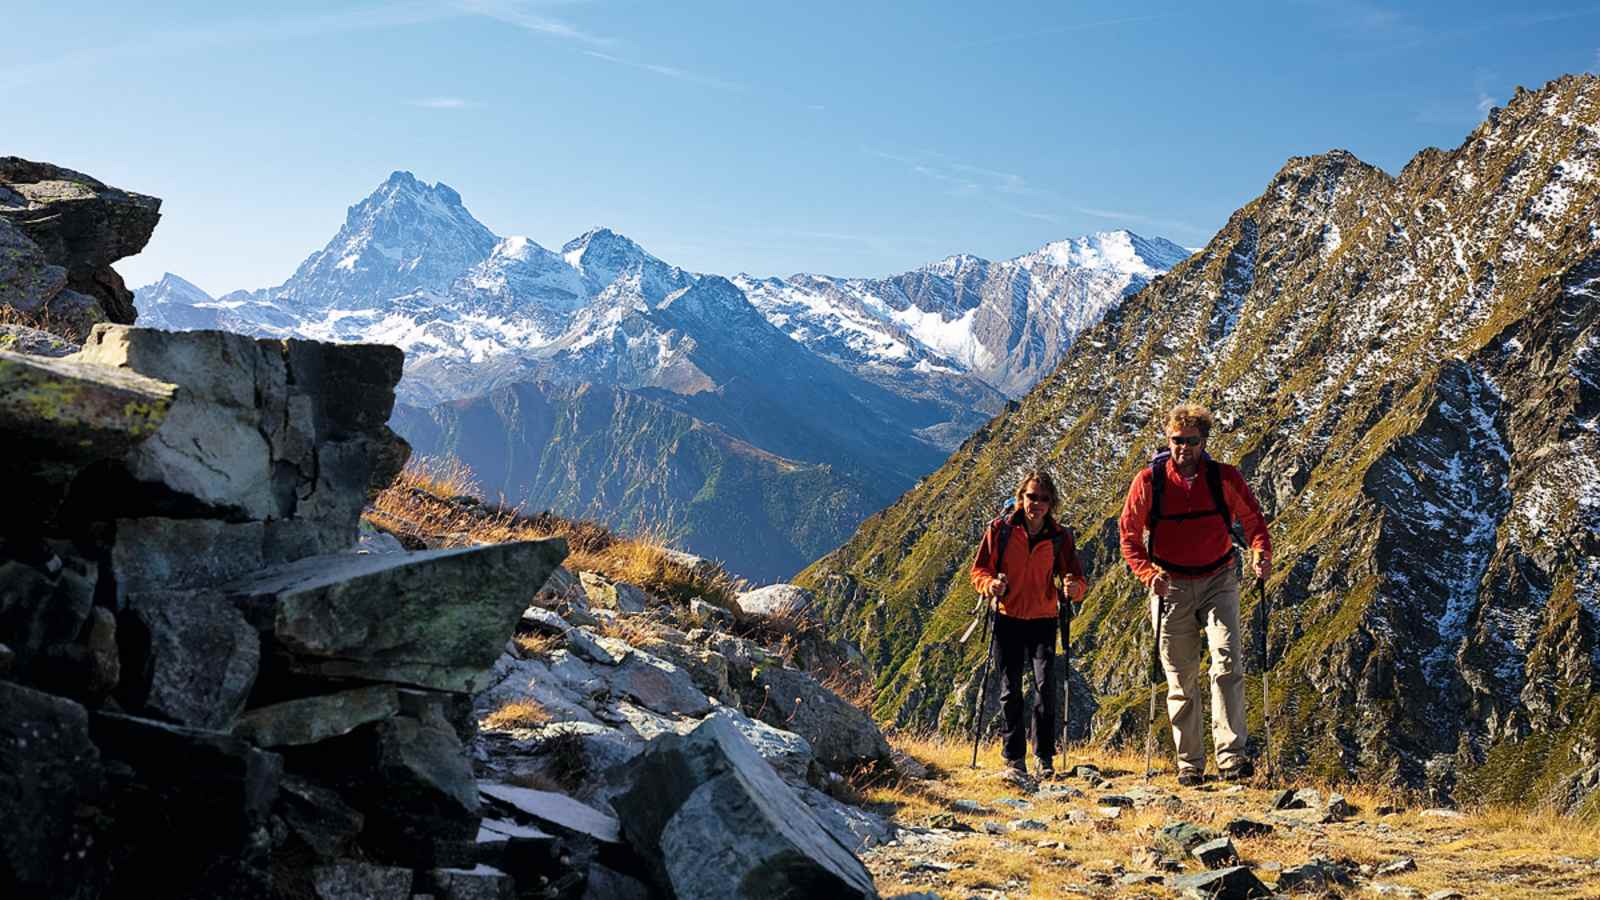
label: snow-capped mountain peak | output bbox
[140,272,214,306]
[1025,229,1191,275]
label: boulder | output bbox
[737,583,816,620]
[0,682,106,900]
[479,783,622,845]
[522,606,617,665]
[308,862,413,900]
[111,518,266,601]
[89,711,283,896]
[0,323,77,357]
[279,338,404,440]
[0,216,64,317]
[234,685,401,747]
[709,706,817,786]
[580,571,648,613]
[0,349,173,525]
[798,786,896,852]
[609,716,877,899]
[0,157,161,326]
[604,643,713,717]
[1191,836,1240,869]
[750,665,891,771]
[119,589,260,730]
[72,326,287,518]
[1275,858,1353,893]
[224,539,567,693]
[294,713,481,865]
[0,538,97,692]
[277,774,365,860]
[1156,821,1221,857]
[1172,865,1271,899]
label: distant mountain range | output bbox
[135,174,1188,579]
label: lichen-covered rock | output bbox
[224,539,567,693]
[580,571,648,613]
[0,348,174,526]
[0,157,160,328]
[0,323,77,357]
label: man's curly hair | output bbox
[1166,403,1215,438]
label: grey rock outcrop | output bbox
[610,716,879,899]
[738,583,817,620]
[225,540,566,693]
[0,157,161,331]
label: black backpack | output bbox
[1145,450,1240,576]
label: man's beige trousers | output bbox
[1149,567,1247,772]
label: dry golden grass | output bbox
[481,699,551,731]
[402,454,483,499]
[366,455,744,608]
[514,632,563,659]
[592,615,661,648]
[0,302,81,341]
[864,733,1600,899]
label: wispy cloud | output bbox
[410,97,476,109]
[1417,70,1500,127]
[582,50,745,91]
[0,1,601,89]
[455,0,614,48]
[951,13,1172,50]
[868,149,1032,198]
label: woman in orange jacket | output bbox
[970,470,1089,778]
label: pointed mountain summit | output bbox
[797,74,1600,813]
[270,170,499,311]
[560,227,691,303]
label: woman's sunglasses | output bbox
[1024,492,1053,502]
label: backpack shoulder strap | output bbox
[1147,454,1169,532]
[991,517,1014,573]
[1206,460,1233,525]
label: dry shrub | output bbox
[514,632,563,659]
[368,455,742,608]
[593,615,659,648]
[0,302,81,342]
[481,699,551,731]
[535,728,589,790]
[402,454,482,500]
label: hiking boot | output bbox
[1177,770,1205,787]
[1004,757,1027,776]
[1034,757,1055,780]
[1220,759,1255,782]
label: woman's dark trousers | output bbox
[993,613,1058,764]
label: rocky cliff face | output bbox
[0,157,160,337]
[798,74,1600,815]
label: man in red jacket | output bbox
[1119,404,1271,785]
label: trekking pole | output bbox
[1058,589,1073,755]
[1144,589,1167,782]
[1258,575,1273,785]
[969,598,996,768]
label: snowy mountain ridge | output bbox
[136,173,1188,408]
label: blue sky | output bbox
[9,1,1599,296]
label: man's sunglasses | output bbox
[1024,492,1053,503]
[1168,435,1204,446]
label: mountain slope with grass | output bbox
[797,74,1600,816]
[390,381,887,583]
